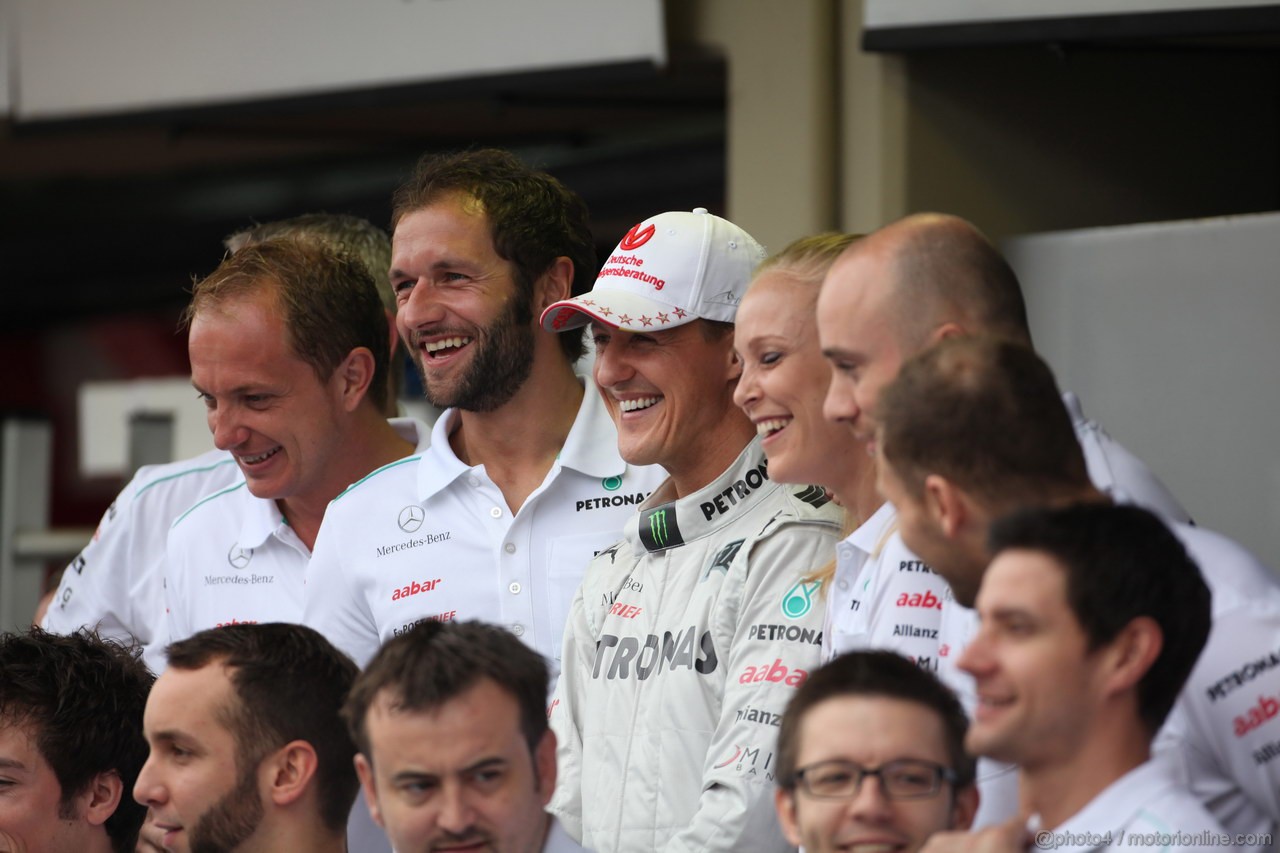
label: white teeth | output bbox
[756,418,790,436]
[620,397,660,413]
[423,336,472,354]
[241,447,281,464]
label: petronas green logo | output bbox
[781,580,822,620]
[602,475,623,492]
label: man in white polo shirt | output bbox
[43,214,402,673]
[920,503,1224,853]
[303,149,666,671]
[816,213,1191,667]
[876,337,1280,847]
[542,209,843,852]
[165,239,426,638]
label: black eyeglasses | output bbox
[790,759,957,800]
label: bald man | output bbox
[817,213,1190,825]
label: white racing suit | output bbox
[549,439,842,852]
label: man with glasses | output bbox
[774,651,978,853]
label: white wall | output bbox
[1006,211,1280,566]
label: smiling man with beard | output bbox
[134,624,358,853]
[304,149,666,673]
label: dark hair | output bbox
[391,148,596,361]
[879,337,1090,509]
[343,620,549,762]
[0,628,153,853]
[988,503,1211,735]
[165,624,360,833]
[183,238,392,412]
[888,214,1031,348]
[776,650,975,792]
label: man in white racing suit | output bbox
[542,209,843,852]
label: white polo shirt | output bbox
[1029,760,1230,852]
[302,384,667,670]
[823,502,949,671]
[939,521,1280,848]
[42,449,240,673]
[165,419,429,644]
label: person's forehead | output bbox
[979,549,1072,617]
[147,663,239,738]
[798,694,950,765]
[365,680,525,759]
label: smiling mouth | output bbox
[840,842,903,853]
[239,446,282,465]
[619,396,661,413]
[422,336,473,359]
[756,417,791,438]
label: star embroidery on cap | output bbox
[656,312,670,323]
[599,307,613,316]
[673,307,688,319]
[639,315,653,326]
[582,298,595,307]
[618,313,633,325]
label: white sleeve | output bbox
[301,504,383,669]
[43,475,166,672]
[547,574,595,844]
[663,524,834,853]
[165,522,195,647]
[1154,598,1280,838]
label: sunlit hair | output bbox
[754,232,862,288]
[182,238,391,413]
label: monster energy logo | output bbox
[781,580,822,620]
[639,503,684,552]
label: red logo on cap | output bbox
[619,223,655,251]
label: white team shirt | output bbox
[823,503,948,670]
[939,522,1280,847]
[43,448,240,673]
[302,384,667,670]
[165,419,429,643]
[1028,760,1234,852]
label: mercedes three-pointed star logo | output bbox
[227,545,253,569]
[398,505,426,533]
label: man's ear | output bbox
[263,740,320,809]
[80,769,125,828]
[534,729,558,807]
[727,347,743,382]
[535,257,575,314]
[923,474,967,539]
[774,787,803,847]
[354,753,385,829]
[1099,617,1163,698]
[928,321,967,345]
[333,348,377,412]
[950,784,980,831]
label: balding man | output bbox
[816,213,1189,824]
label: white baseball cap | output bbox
[540,208,766,334]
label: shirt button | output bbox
[504,542,516,554]
[490,506,503,518]
[468,475,480,487]
[509,582,522,594]
[512,623,525,636]
[838,580,849,591]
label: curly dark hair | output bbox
[0,628,153,853]
[391,148,596,362]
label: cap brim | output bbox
[540,291,695,333]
